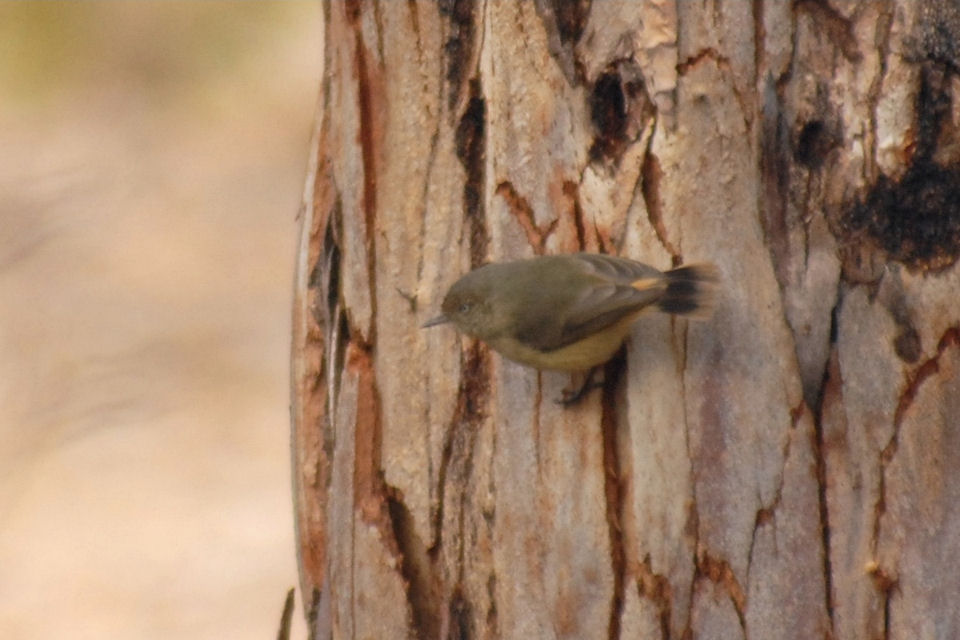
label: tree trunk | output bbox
[291,2,960,638]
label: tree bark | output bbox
[291,2,960,638]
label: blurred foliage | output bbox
[0,2,312,110]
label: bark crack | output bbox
[433,342,490,551]
[695,550,748,633]
[677,44,753,134]
[746,402,802,583]
[495,181,558,255]
[371,0,385,64]
[354,26,380,345]
[386,485,442,639]
[601,351,628,640]
[430,339,489,637]
[562,179,588,251]
[676,48,727,76]
[344,342,414,635]
[635,556,672,640]
[865,559,898,640]
[752,0,765,89]
[874,325,960,546]
[641,143,681,264]
[814,302,841,630]
[866,325,960,639]
[678,321,699,640]
[759,76,791,288]
[440,0,478,113]
[407,0,422,56]
[455,80,488,268]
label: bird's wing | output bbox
[571,253,664,283]
[516,254,666,351]
[555,279,665,347]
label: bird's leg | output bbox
[555,345,628,407]
[557,367,605,406]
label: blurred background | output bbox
[0,3,321,638]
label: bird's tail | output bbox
[657,263,719,317]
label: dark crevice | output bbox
[813,304,840,628]
[883,580,892,640]
[794,120,839,169]
[752,0,765,88]
[354,31,380,344]
[305,588,321,640]
[432,342,490,551]
[321,222,341,318]
[455,80,488,267]
[440,0,476,112]
[431,341,489,639]
[486,573,498,633]
[425,75,490,638]
[386,487,442,639]
[447,588,475,640]
[803,285,842,635]
[329,310,350,416]
[828,295,840,343]
[867,562,898,640]
[344,0,361,24]
[590,72,627,162]
[600,349,627,640]
[532,0,590,85]
[317,223,345,438]
[589,62,656,166]
[884,586,891,640]
[759,75,791,288]
[550,0,590,48]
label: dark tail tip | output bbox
[657,263,719,317]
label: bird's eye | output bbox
[459,302,472,313]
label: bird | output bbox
[423,252,718,403]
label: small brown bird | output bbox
[423,253,717,380]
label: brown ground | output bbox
[0,4,320,638]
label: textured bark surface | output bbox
[292,2,960,638]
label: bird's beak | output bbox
[421,314,449,328]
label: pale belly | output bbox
[487,313,642,371]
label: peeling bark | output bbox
[292,2,960,638]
